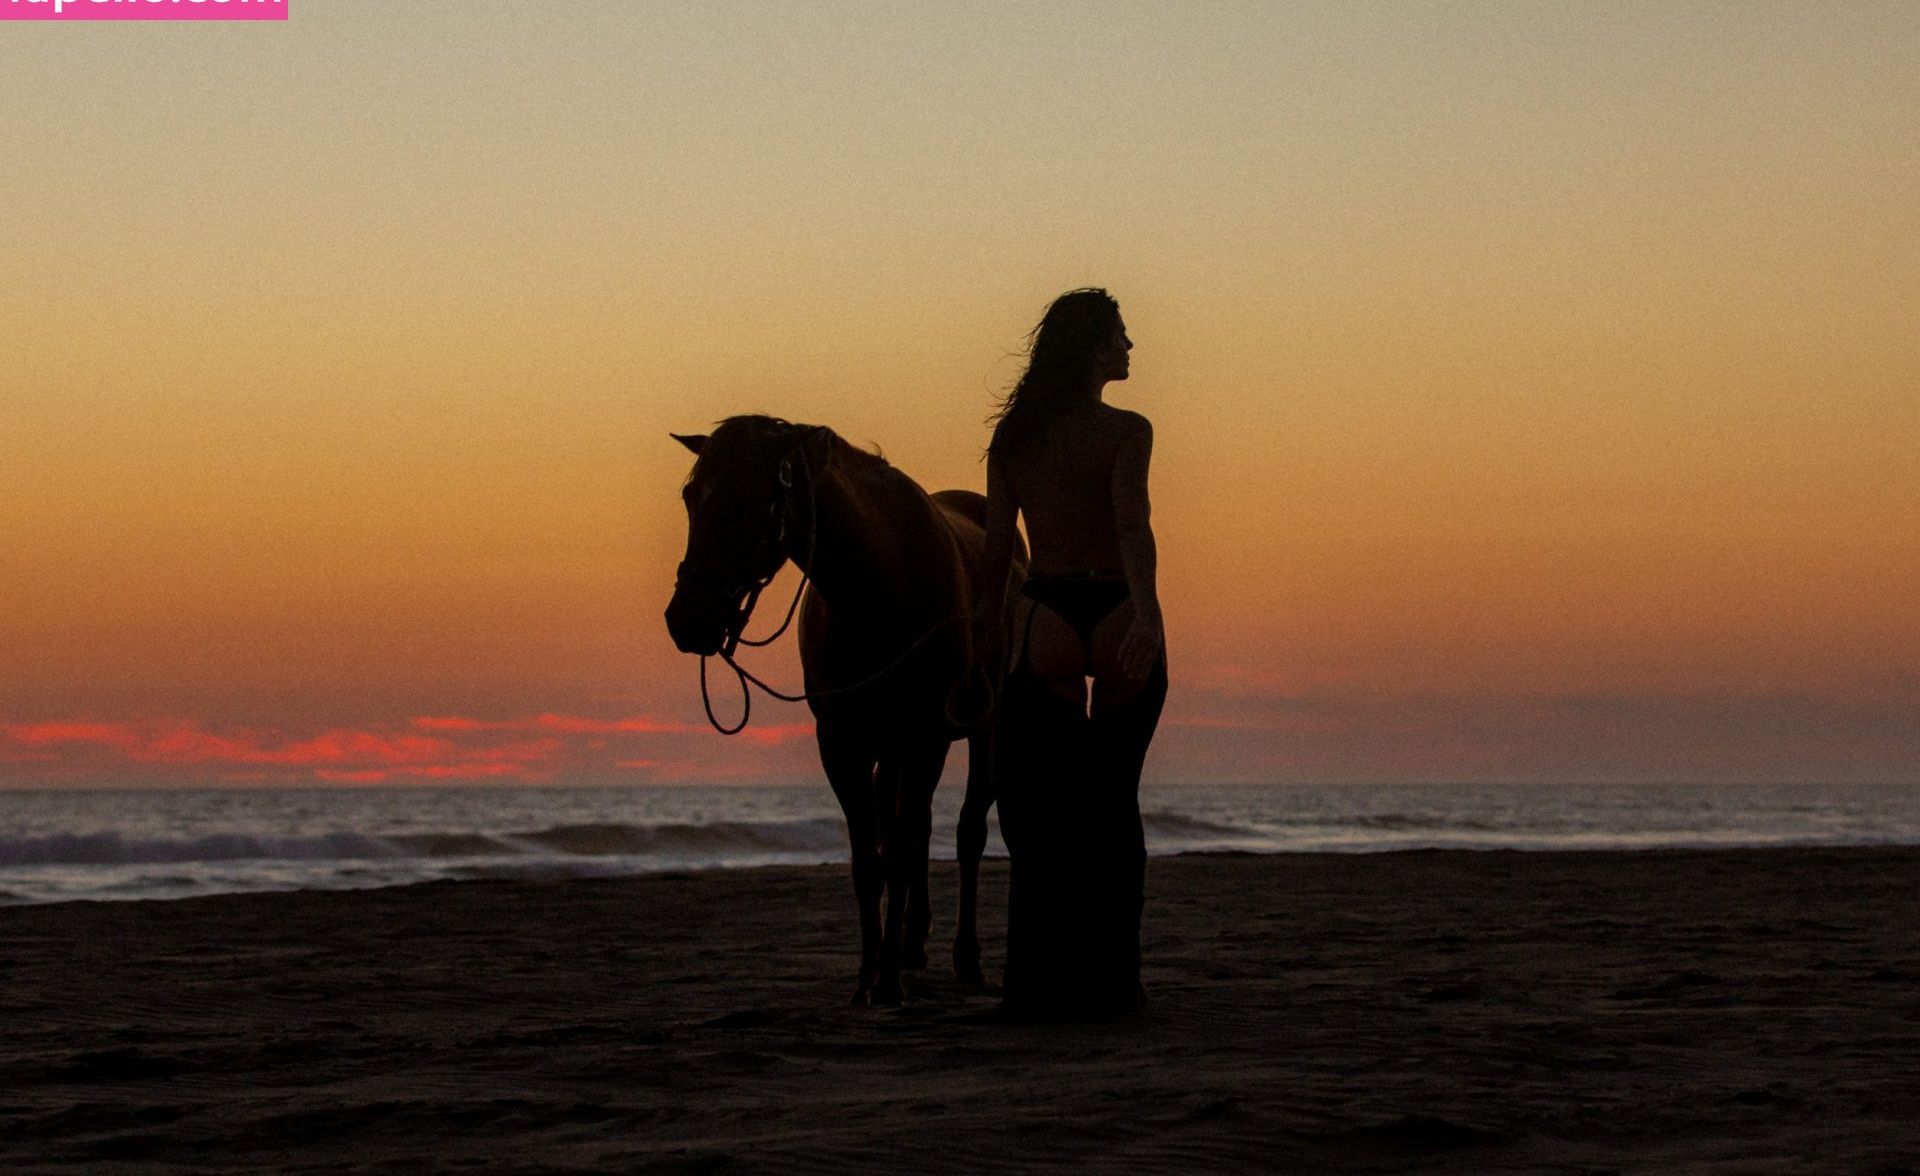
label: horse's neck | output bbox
[792,463,934,616]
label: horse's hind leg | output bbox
[953,730,993,987]
[820,726,882,1005]
[902,740,948,973]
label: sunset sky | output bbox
[3,2,1915,788]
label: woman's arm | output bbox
[1112,412,1163,680]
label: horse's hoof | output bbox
[872,975,903,1007]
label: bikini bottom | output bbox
[1019,574,1132,654]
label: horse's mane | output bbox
[712,414,896,481]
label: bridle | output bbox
[674,433,819,734]
[679,441,816,658]
[680,432,978,735]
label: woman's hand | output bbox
[1118,611,1164,682]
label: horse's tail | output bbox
[930,487,1029,574]
[931,488,1027,733]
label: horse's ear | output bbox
[671,433,708,455]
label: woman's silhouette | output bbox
[979,288,1167,1018]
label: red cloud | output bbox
[405,712,812,748]
[408,714,698,736]
[737,722,815,747]
[4,721,148,752]
[408,716,490,733]
[313,763,535,785]
[1,711,820,786]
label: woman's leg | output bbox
[994,600,1091,1014]
[1091,655,1166,1006]
[1087,601,1167,1012]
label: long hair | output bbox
[987,287,1120,456]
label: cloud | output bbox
[409,714,699,735]
[4,721,141,748]
[0,710,819,787]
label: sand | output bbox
[4,848,1918,1174]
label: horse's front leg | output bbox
[872,741,947,1006]
[820,727,882,1004]
[871,755,908,1006]
[953,730,994,987]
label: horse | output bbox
[664,415,1024,1005]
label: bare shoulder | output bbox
[1098,404,1153,450]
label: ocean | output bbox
[2,782,1917,906]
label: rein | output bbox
[695,442,972,736]
[701,611,969,735]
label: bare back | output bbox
[996,402,1142,576]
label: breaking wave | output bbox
[0,819,853,869]
[0,831,410,867]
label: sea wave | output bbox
[0,831,410,867]
[509,818,848,858]
[1349,812,1507,832]
[0,818,858,869]
[385,832,526,858]
[1138,811,1260,842]
[0,812,1289,873]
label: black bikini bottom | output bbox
[1020,574,1130,653]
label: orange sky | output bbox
[3,3,1916,786]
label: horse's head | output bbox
[664,416,830,656]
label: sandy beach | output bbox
[4,848,1918,1174]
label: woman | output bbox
[979,288,1167,1018]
